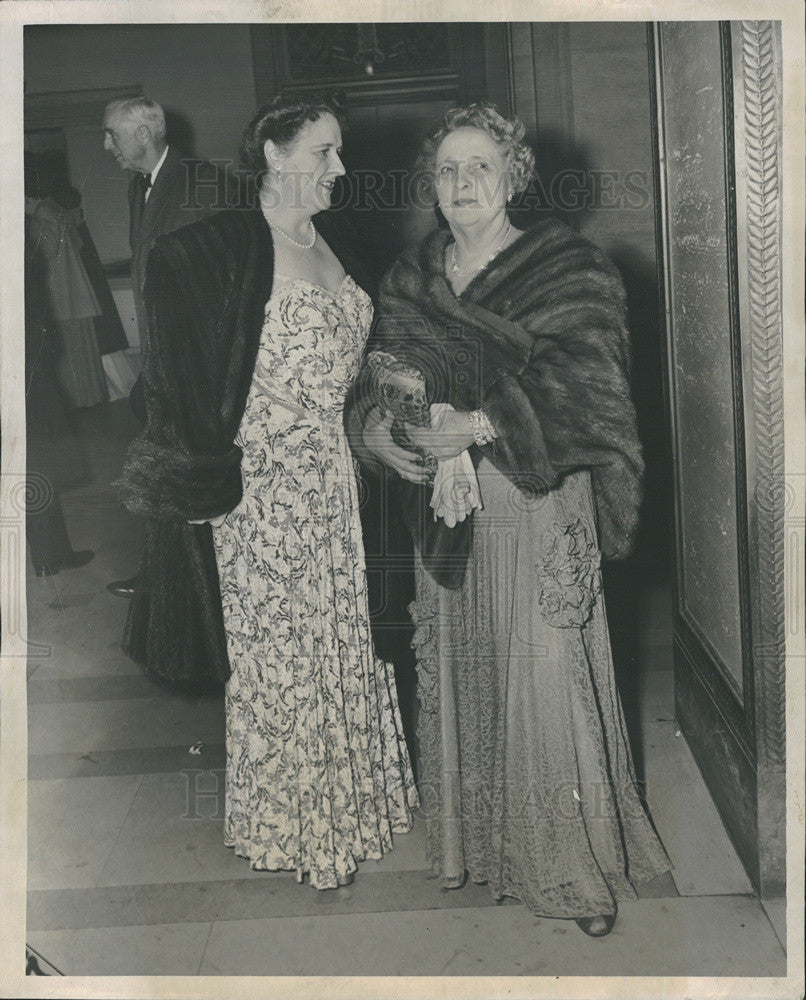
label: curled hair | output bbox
[417,102,535,201]
[105,97,166,142]
[240,91,347,182]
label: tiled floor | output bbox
[27,895,787,979]
[24,402,788,978]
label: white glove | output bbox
[429,403,483,528]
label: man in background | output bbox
[103,96,224,597]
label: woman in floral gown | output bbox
[121,93,417,889]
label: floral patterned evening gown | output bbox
[213,273,418,888]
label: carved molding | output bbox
[655,23,752,742]
[653,18,787,896]
[739,20,786,765]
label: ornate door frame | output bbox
[652,20,785,897]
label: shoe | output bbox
[107,574,139,598]
[575,910,617,937]
[58,549,95,571]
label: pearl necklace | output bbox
[450,223,511,276]
[268,219,317,250]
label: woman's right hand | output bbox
[362,407,430,484]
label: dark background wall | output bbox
[24,24,256,266]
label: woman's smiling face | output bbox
[266,112,345,213]
[434,126,510,231]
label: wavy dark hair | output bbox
[240,91,347,186]
[417,102,536,202]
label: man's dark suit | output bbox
[128,147,219,416]
[128,146,212,348]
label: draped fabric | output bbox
[347,218,644,589]
[352,218,671,918]
[409,459,672,917]
[27,198,108,409]
[119,207,374,690]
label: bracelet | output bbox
[468,408,498,447]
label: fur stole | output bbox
[355,217,643,586]
[118,208,374,691]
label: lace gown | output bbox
[410,460,672,918]
[213,274,418,888]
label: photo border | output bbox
[2,2,803,997]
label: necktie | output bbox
[141,172,152,205]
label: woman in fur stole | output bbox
[120,93,417,888]
[352,104,671,935]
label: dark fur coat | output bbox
[118,207,374,691]
[349,217,643,588]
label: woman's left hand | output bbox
[403,410,475,461]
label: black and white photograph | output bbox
[1,1,803,996]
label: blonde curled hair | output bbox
[417,102,535,200]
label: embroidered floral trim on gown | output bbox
[411,460,672,917]
[214,274,418,889]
